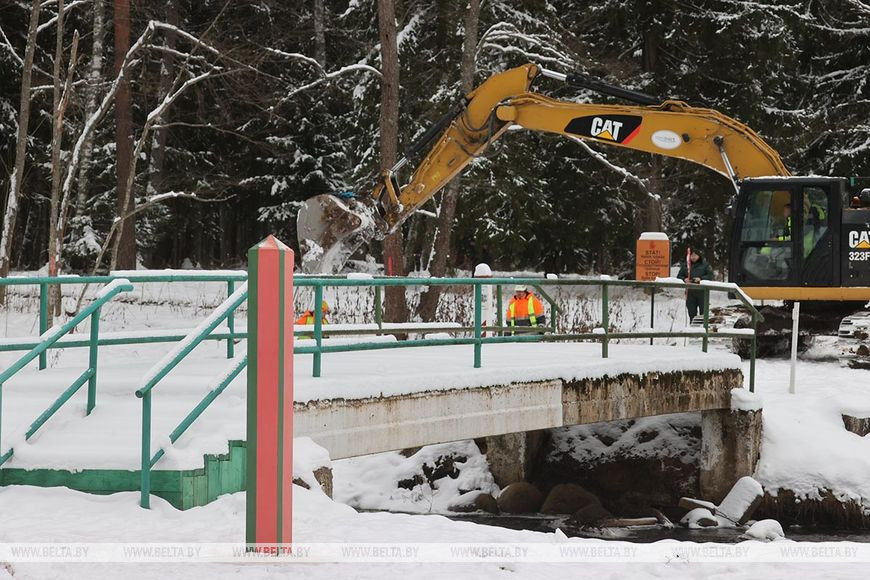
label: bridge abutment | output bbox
[485,430,547,487]
[700,407,763,503]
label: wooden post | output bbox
[246,235,294,548]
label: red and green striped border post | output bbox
[246,235,294,548]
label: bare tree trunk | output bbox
[75,0,106,217]
[313,0,326,67]
[416,0,481,322]
[148,0,178,198]
[641,25,663,233]
[645,156,663,232]
[48,0,69,317]
[0,0,41,304]
[114,0,136,269]
[48,33,81,293]
[377,0,410,323]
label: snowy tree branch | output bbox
[566,135,658,201]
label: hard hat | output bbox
[513,285,528,293]
[321,300,330,312]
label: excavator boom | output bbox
[297,63,789,273]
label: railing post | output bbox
[495,285,503,336]
[39,283,48,370]
[227,280,235,359]
[474,283,482,368]
[87,306,101,415]
[649,287,655,345]
[550,289,557,334]
[702,288,710,353]
[601,283,609,358]
[313,284,323,378]
[140,391,151,509]
[374,286,383,334]
[750,311,758,393]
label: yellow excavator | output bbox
[297,63,870,357]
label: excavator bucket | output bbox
[296,194,379,273]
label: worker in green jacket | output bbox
[677,247,714,320]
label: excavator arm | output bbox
[297,63,790,273]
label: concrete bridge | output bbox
[293,341,761,502]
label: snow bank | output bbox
[752,359,870,501]
[332,440,497,514]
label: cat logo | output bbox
[564,115,643,145]
[849,230,870,249]
[590,117,622,141]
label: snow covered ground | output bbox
[3,277,870,577]
[2,484,870,578]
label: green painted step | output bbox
[0,440,247,510]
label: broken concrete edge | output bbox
[842,414,870,437]
[292,467,333,499]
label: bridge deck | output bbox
[0,341,742,471]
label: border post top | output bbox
[254,235,293,253]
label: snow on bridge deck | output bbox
[0,340,742,471]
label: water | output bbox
[445,513,870,543]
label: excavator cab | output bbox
[729,176,867,298]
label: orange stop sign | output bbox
[635,235,670,281]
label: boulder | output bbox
[681,507,719,528]
[540,483,599,514]
[449,492,499,514]
[473,493,500,514]
[570,503,613,526]
[496,482,544,514]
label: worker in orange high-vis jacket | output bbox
[505,285,545,330]
[295,300,330,326]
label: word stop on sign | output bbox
[635,233,670,281]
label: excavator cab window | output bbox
[802,187,829,259]
[738,189,794,281]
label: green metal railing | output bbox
[0,279,134,466]
[135,283,249,508]
[0,272,248,363]
[292,276,764,393]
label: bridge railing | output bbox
[0,279,133,466]
[0,271,248,365]
[134,283,248,508]
[294,276,764,392]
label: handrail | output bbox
[0,272,247,286]
[292,276,762,392]
[148,356,247,468]
[136,283,248,508]
[135,282,248,398]
[0,279,133,466]
[1,271,246,369]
